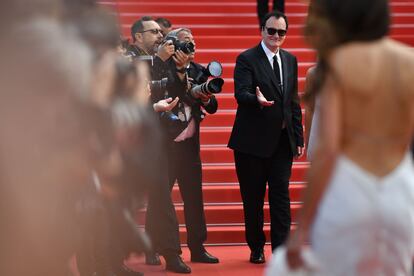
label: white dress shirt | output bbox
[261,40,283,86]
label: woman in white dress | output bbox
[268,0,414,275]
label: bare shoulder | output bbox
[386,39,414,74]
[386,38,414,56]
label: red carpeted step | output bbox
[121,24,414,37]
[393,34,414,46]
[199,127,310,145]
[200,146,235,163]
[196,48,316,63]
[218,62,314,78]
[200,146,307,163]
[137,203,302,225]
[120,13,307,25]
[174,203,302,225]
[214,94,237,110]
[120,13,414,26]
[172,183,306,204]
[179,224,298,245]
[202,109,305,127]
[110,2,310,13]
[195,35,310,49]
[111,3,414,14]
[213,78,307,95]
[200,127,231,145]
[195,34,414,49]
[202,163,308,183]
[214,91,306,109]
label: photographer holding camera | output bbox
[127,17,194,274]
[161,27,220,265]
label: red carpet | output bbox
[124,245,272,276]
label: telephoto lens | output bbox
[191,77,224,95]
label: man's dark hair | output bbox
[155,17,172,28]
[260,11,289,31]
[131,16,154,42]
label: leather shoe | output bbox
[191,250,219,263]
[249,249,265,264]
[145,252,161,265]
[165,255,191,274]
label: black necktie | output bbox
[273,55,282,87]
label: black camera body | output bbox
[164,34,195,54]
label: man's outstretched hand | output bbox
[256,86,274,107]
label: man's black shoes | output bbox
[249,249,265,264]
[165,255,192,274]
[191,250,219,263]
[145,252,161,266]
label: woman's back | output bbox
[331,38,414,176]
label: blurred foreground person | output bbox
[266,0,414,275]
[0,2,98,275]
[0,1,156,275]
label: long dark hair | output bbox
[304,0,390,101]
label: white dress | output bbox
[266,153,414,276]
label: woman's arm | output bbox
[304,67,316,151]
[286,72,342,268]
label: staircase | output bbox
[103,0,414,245]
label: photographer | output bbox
[162,28,219,264]
[127,17,192,274]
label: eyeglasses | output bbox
[265,27,287,37]
[139,29,162,35]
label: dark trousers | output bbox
[167,136,207,254]
[257,0,285,26]
[234,130,293,251]
[145,154,182,257]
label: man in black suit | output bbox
[228,11,304,263]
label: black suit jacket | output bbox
[228,43,303,158]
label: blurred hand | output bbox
[286,236,305,270]
[157,40,175,61]
[256,86,274,107]
[295,146,305,159]
[173,50,190,70]
[153,97,179,112]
